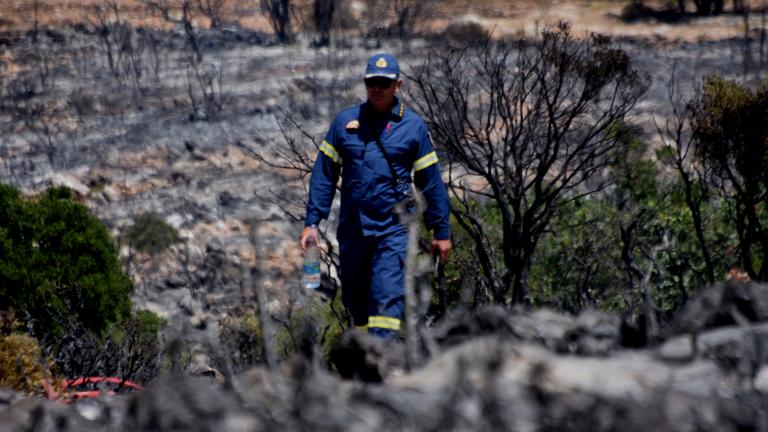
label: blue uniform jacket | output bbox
[305,98,451,241]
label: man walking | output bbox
[300,53,452,338]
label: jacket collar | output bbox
[362,97,404,121]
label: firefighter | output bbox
[300,53,452,338]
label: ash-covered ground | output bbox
[0,2,767,425]
[1,22,764,344]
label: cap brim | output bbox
[364,73,398,79]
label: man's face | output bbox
[365,77,402,112]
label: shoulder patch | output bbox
[345,120,360,130]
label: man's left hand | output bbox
[431,239,452,263]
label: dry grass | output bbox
[0,0,765,42]
[0,0,270,31]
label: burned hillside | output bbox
[1,0,768,430]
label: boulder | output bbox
[668,281,768,336]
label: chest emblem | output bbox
[345,120,360,130]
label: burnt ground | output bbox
[0,0,767,370]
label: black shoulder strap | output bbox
[372,134,409,190]
[362,107,412,189]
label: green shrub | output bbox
[220,294,346,371]
[219,313,264,371]
[127,309,166,345]
[0,184,132,338]
[426,198,503,310]
[125,212,180,256]
[0,312,55,394]
[691,75,768,279]
[278,294,345,363]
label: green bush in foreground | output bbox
[0,184,132,338]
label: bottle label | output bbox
[303,263,321,289]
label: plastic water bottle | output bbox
[302,237,321,290]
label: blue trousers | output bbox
[339,229,407,338]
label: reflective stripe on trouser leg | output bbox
[368,316,401,331]
[367,229,407,338]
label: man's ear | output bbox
[395,79,404,92]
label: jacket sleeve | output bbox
[412,123,451,240]
[305,120,342,227]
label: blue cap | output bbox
[365,53,400,80]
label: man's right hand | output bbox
[300,225,319,251]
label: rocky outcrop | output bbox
[3,282,768,431]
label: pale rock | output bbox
[266,298,282,315]
[50,172,90,196]
[177,228,194,241]
[139,302,172,319]
[657,334,695,361]
[189,312,208,329]
[178,295,200,317]
[221,413,261,432]
[75,400,105,422]
[165,275,186,288]
[166,213,185,229]
[101,185,121,202]
[753,366,768,393]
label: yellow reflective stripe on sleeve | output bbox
[368,316,401,331]
[413,151,438,171]
[319,140,342,164]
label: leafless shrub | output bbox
[23,31,57,95]
[184,59,227,121]
[32,48,54,95]
[121,28,166,95]
[15,101,68,167]
[67,87,99,121]
[31,0,41,44]
[70,44,99,82]
[408,23,648,304]
[86,1,166,96]
[655,66,715,288]
[143,0,203,62]
[761,1,767,67]
[391,0,430,38]
[360,0,433,44]
[312,0,337,47]
[41,316,163,385]
[196,0,226,29]
[260,0,295,44]
[91,1,131,79]
[4,70,41,101]
[359,0,388,45]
